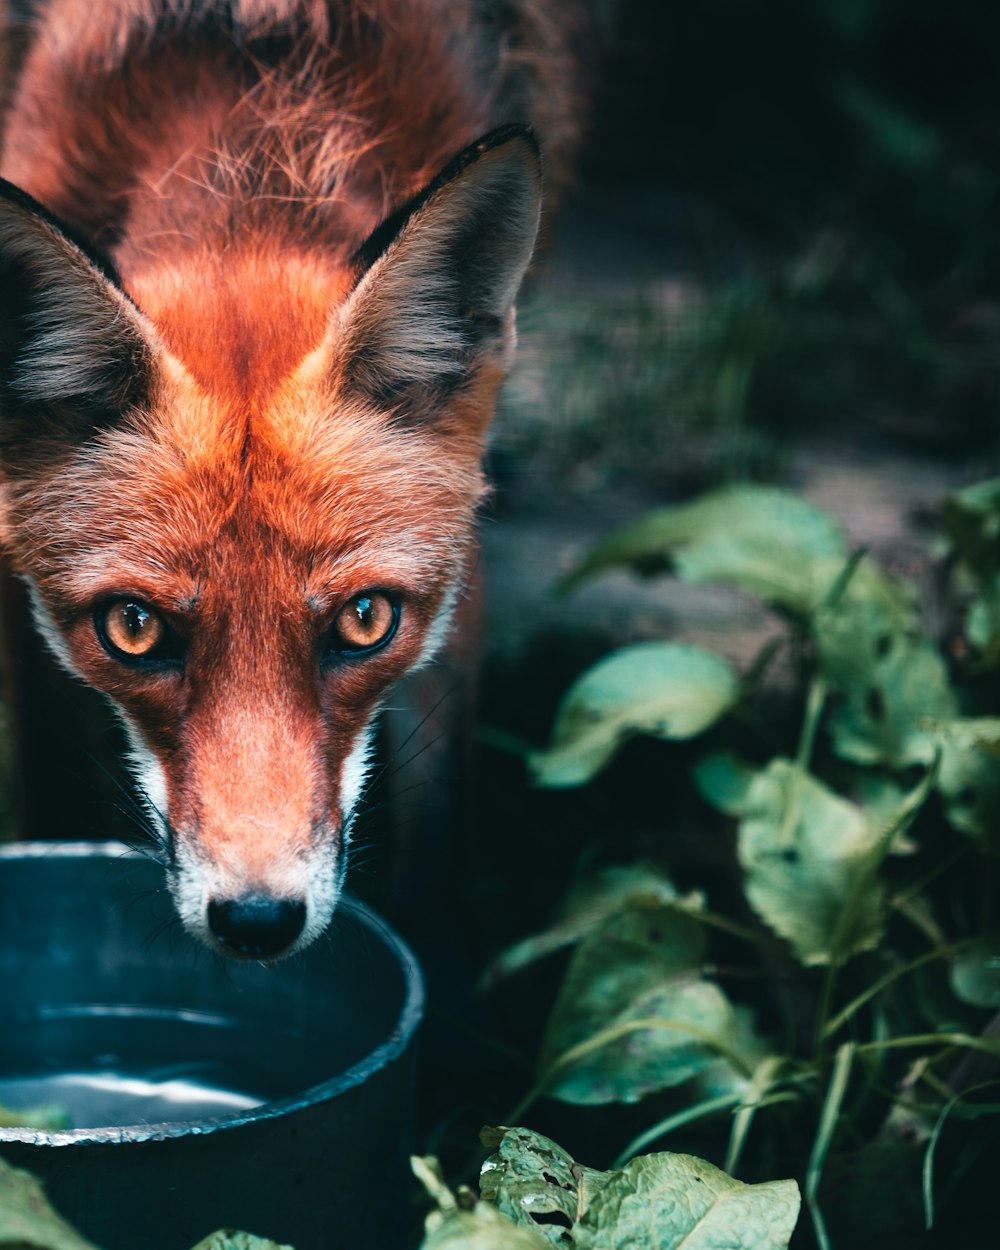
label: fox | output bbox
[0,0,587,960]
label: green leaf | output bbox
[692,752,758,816]
[574,1152,800,1250]
[560,486,846,612]
[189,1236,295,1250]
[537,902,736,1103]
[938,723,1000,841]
[943,479,1000,664]
[530,643,737,788]
[483,864,681,983]
[811,560,955,770]
[823,636,956,770]
[737,760,885,964]
[479,1128,800,1250]
[949,939,1000,1008]
[942,477,1000,582]
[413,1155,551,1250]
[478,1128,602,1240]
[0,1156,102,1250]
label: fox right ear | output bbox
[0,179,158,469]
[336,126,542,423]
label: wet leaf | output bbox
[560,486,846,613]
[530,643,737,788]
[737,760,885,965]
[0,1156,101,1250]
[484,864,680,983]
[538,903,735,1103]
[949,939,1000,1008]
[479,1127,603,1240]
[480,1129,800,1250]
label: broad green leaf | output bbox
[530,643,737,788]
[938,724,1000,841]
[479,1128,800,1250]
[0,1156,101,1250]
[575,1152,800,1250]
[737,760,885,964]
[189,1236,295,1250]
[692,752,758,816]
[811,560,917,690]
[823,636,956,770]
[560,486,846,613]
[484,864,680,982]
[811,560,954,769]
[949,939,1000,1008]
[538,903,735,1103]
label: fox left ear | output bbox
[337,126,542,421]
[0,179,158,470]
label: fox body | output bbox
[0,0,583,957]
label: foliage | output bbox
[488,483,1000,1248]
[415,1128,800,1250]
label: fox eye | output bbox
[95,598,178,666]
[326,591,399,658]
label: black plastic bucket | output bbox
[0,842,424,1250]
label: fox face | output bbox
[0,129,541,959]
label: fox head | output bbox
[0,128,541,960]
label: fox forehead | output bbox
[10,364,485,613]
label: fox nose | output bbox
[206,894,307,959]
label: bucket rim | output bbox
[0,840,424,1147]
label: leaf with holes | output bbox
[537,902,736,1104]
[737,760,886,965]
[529,642,737,787]
[484,863,683,984]
[559,485,847,613]
[810,560,953,770]
[823,635,956,770]
[479,1127,604,1242]
[479,1129,801,1250]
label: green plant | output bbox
[487,483,1000,1248]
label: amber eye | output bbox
[95,598,174,665]
[327,591,399,658]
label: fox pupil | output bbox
[123,603,147,636]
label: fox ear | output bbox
[337,126,542,419]
[0,179,157,468]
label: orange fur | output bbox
[0,0,583,957]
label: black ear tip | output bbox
[351,123,542,278]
